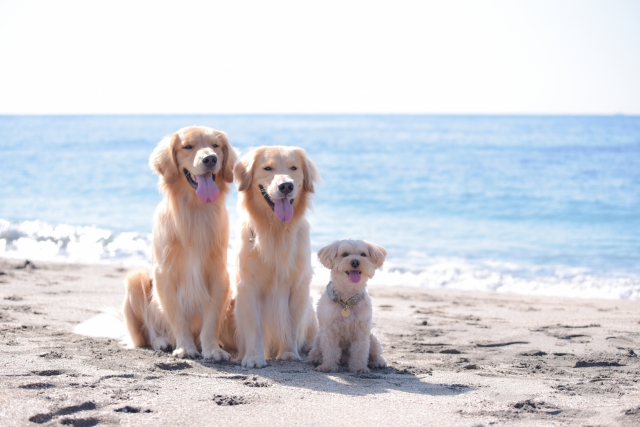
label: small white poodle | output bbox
[308,239,388,373]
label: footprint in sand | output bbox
[29,401,96,425]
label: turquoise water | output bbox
[1,115,639,298]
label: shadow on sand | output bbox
[152,352,475,397]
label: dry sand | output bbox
[0,258,639,426]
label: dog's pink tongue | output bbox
[349,271,361,283]
[195,174,219,204]
[274,199,294,222]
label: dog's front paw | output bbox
[152,337,172,351]
[202,348,231,362]
[349,365,370,373]
[276,352,301,361]
[307,346,322,365]
[306,351,322,365]
[173,346,200,359]
[242,355,267,369]
[316,363,339,372]
[369,356,387,369]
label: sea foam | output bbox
[2,218,638,301]
[0,219,151,266]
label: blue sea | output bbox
[1,115,639,300]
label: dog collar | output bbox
[326,281,365,318]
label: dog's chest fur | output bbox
[175,255,209,315]
[319,291,372,348]
[238,216,311,286]
[152,197,227,315]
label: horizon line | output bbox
[0,112,638,117]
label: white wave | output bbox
[367,260,640,301]
[2,218,638,301]
[0,219,151,266]
[312,252,640,301]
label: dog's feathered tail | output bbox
[122,269,152,348]
[219,297,237,353]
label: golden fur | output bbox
[233,146,320,368]
[122,126,238,360]
[308,239,388,372]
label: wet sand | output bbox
[1,258,639,426]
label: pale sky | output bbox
[0,0,638,114]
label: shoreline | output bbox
[1,258,639,426]
[1,249,639,302]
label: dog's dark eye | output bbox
[360,253,366,257]
[290,166,297,171]
[264,166,272,171]
[212,144,219,148]
[342,253,348,258]
[183,145,193,150]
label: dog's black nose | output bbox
[278,182,294,194]
[350,259,360,268]
[202,155,218,166]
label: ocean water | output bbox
[1,115,639,300]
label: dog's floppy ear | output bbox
[366,241,387,269]
[317,241,341,269]
[234,149,256,192]
[294,148,321,193]
[149,133,180,183]
[218,132,238,183]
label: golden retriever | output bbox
[233,146,320,368]
[308,239,387,372]
[122,126,238,360]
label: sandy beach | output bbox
[1,257,639,427]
